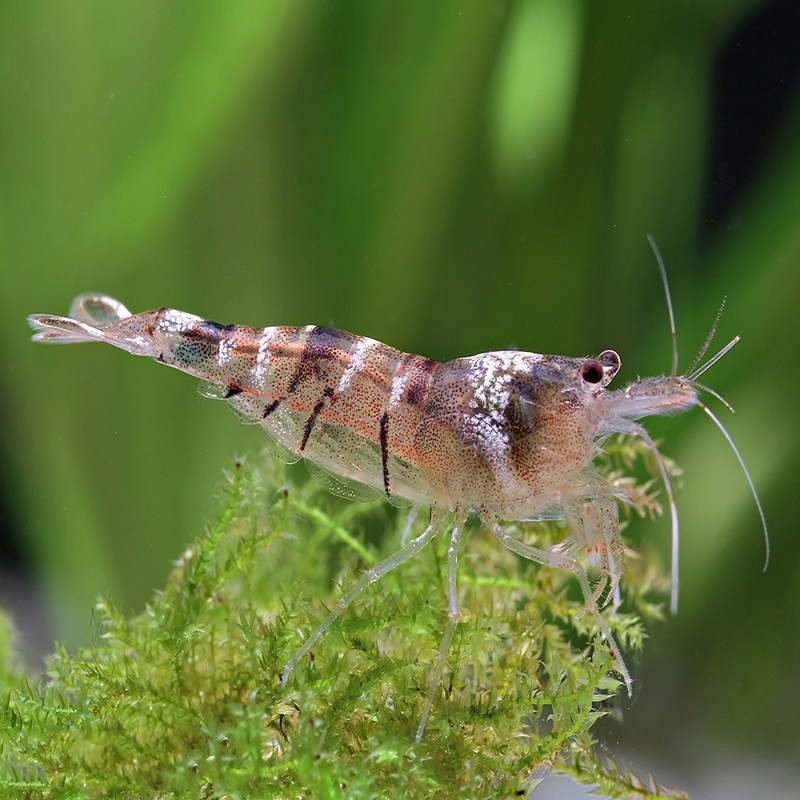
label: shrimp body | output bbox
[28,296,633,520]
[28,275,767,741]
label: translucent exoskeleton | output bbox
[27,238,768,742]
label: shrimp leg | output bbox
[282,507,447,687]
[489,522,632,695]
[416,515,467,742]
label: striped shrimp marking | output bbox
[27,239,768,742]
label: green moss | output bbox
[1,443,687,798]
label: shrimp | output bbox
[27,240,768,742]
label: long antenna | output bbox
[699,402,770,571]
[646,234,678,379]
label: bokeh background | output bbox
[1,1,798,796]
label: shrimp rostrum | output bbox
[27,247,767,741]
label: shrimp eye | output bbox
[598,349,621,371]
[581,359,604,385]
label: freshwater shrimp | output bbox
[27,239,768,742]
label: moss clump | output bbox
[1,443,687,798]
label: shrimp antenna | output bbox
[645,234,680,610]
[688,335,739,382]
[686,297,727,378]
[698,402,770,571]
[646,234,679,379]
[690,378,735,414]
[686,335,741,414]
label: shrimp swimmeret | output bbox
[27,242,768,742]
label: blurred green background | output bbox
[1,0,798,794]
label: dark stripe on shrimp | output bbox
[261,399,281,419]
[300,387,334,451]
[288,325,358,394]
[184,319,225,341]
[405,357,438,406]
[379,411,390,498]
